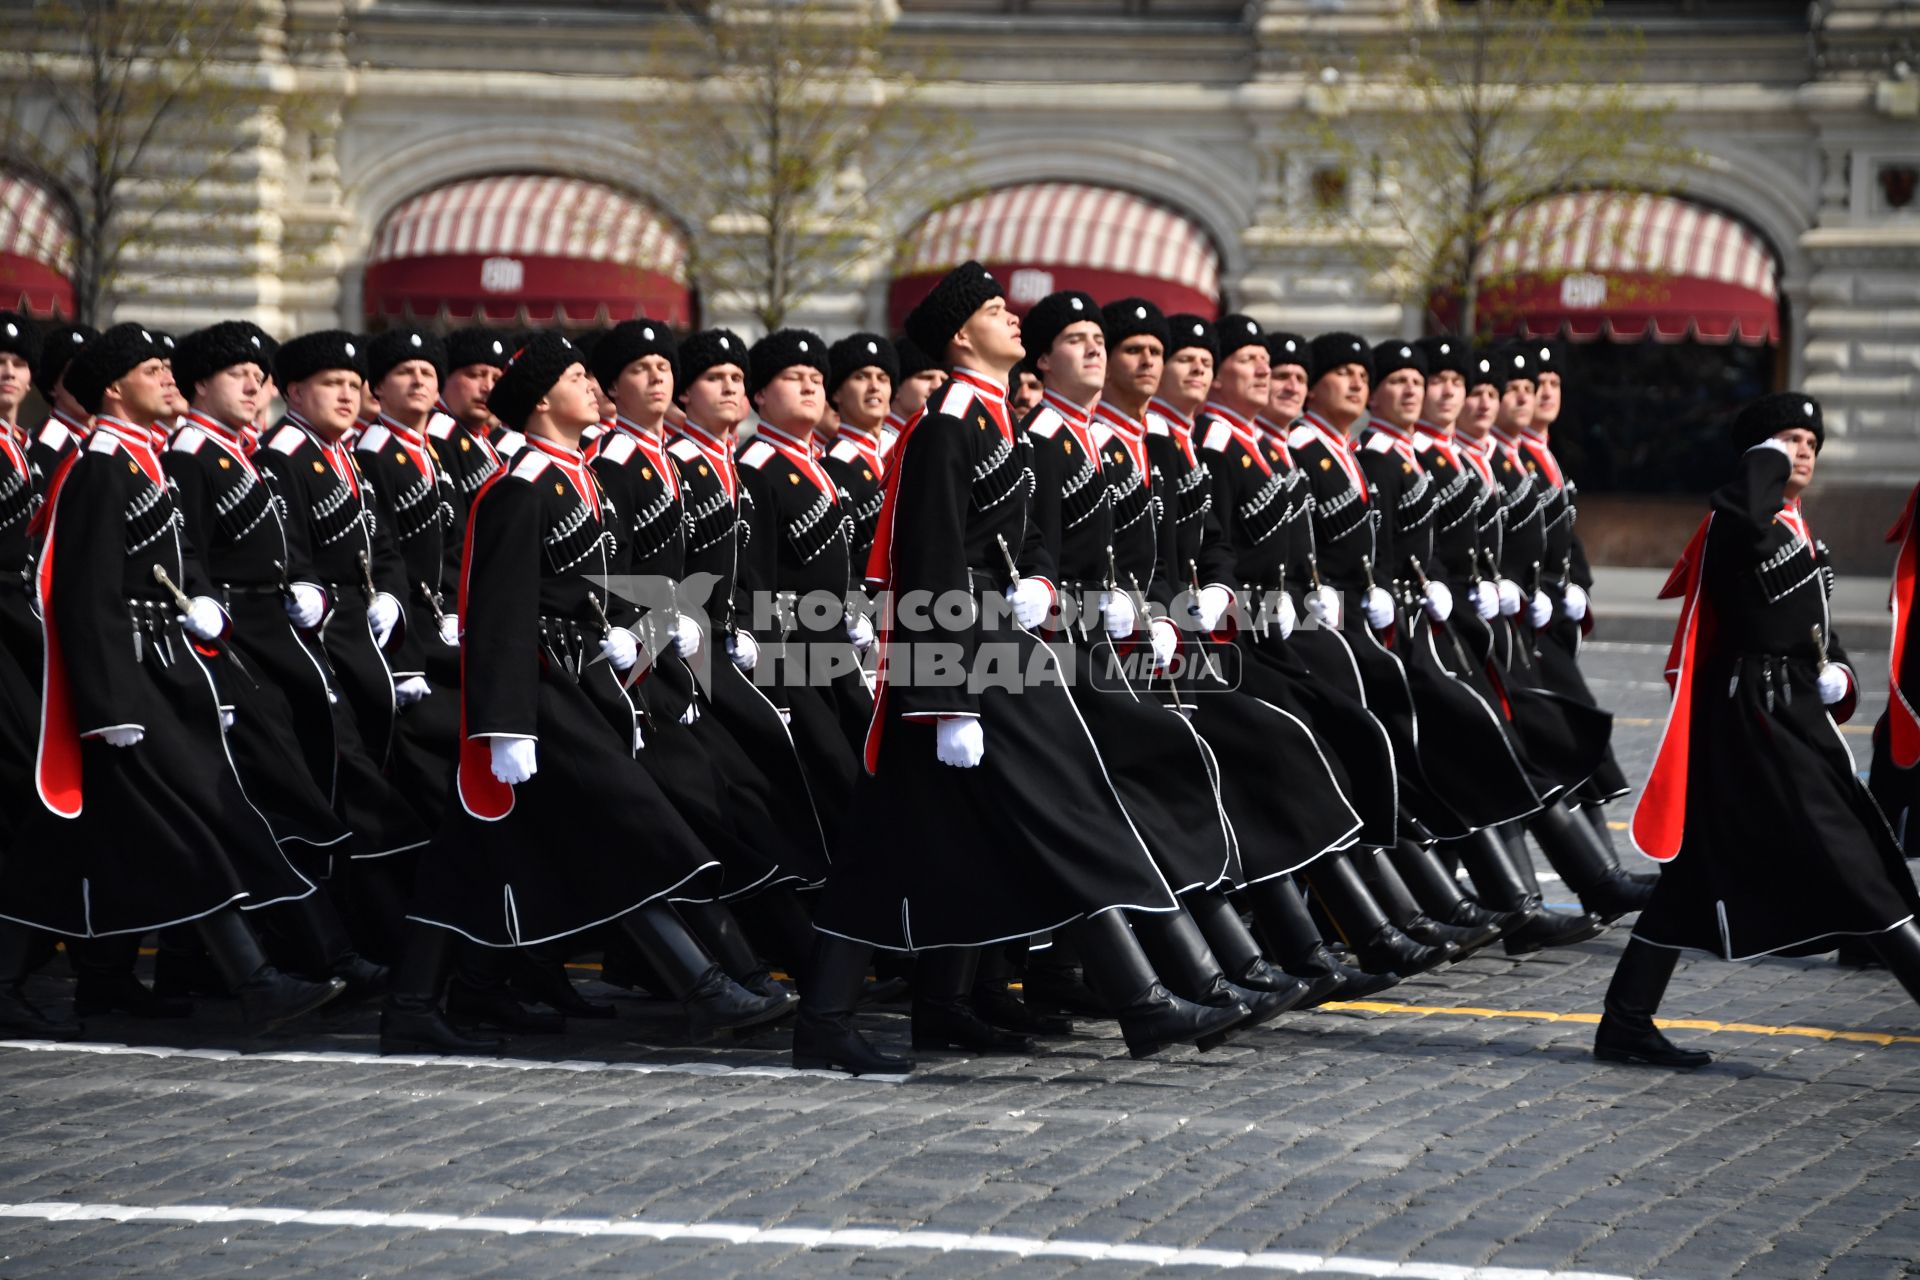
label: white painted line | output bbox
[0,1200,1655,1277]
[0,1040,906,1084]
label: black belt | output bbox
[218,582,284,598]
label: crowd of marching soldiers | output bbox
[0,260,1677,1075]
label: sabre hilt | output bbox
[356,549,376,603]
[995,533,1020,589]
[1812,623,1829,668]
[585,590,612,637]
[151,564,195,613]
[418,580,448,627]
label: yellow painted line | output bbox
[1318,999,1920,1047]
[1616,715,1868,735]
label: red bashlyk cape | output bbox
[32,449,84,818]
[453,466,514,822]
[1629,514,1716,863]
[859,406,926,774]
[1885,482,1920,769]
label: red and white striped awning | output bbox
[890,183,1222,326]
[1435,191,1780,345]
[0,170,76,319]
[364,174,693,328]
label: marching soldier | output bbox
[1609,393,1920,1068]
[0,323,344,1033]
[430,328,517,510]
[822,332,895,573]
[882,334,945,449]
[25,322,96,492]
[380,333,792,1054]
[0,312,41,681]
[804,262,1247,1071]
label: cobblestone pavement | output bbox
[2,641,1917,1279]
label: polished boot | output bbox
[1867,920,1920,1010]
[1071,910,1245,1059]
[736,887,820,991]
[0,924,80,1039]
[1132,908,1294,1048]
[380,923,505,1054]
[1388,840,1524,935]
[448,948,566,1035]
[792,934,913,1075]
[1581,804,1659,886]
[1186,889,1334,1005]
[913,947,1032,1053]
[1594,938,1710,1069]
[276,892,389,1004]
[152,927,228,999]
[617,904,790,1042]
[1455,827,1606,955]
[1022,934,1108,1017]
[199,908,344,1032]
[1240,877,1397,1003]
[1357,849,1500,956]
[71,935,192,1018]
[1529,802,1653,922]
[972,942,1073,1036]
[680,899,798,1008]
[509,948,616,1018]
[1305,855,1454,976]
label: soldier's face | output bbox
[1534,371,1561,425]
[194,363,263,429]
[538,363,601,432]
[106,357,177,425]
[1460,383,1499,437]
[833,366,891,432]
[954,297,1023,372]
[1268,363,1307,421]
[442,363,499,426]
[287,369,364,438]
[1210,345,1270,415]
[684,364,748,431]
[754,365,825,434]
[357,376,380,424]
[376,358,440,425]
[1498,378,1536,431]
[893,369,946,417]
[0,352,28,420]
[1008,369,1043,418]
[1164,347,1213,411]
[160,361,188,416]
[1306,363,1369,426]
[1423,370,1465,430]
[1370,368,1425,429]
[613,354,675,426]
[1039,322,1105,400]
[1776,426,1818,497]
[1106,335,1162,403]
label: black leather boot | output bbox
[199,908,344,1032]
[1022,933,1108,1017]
[1072,910,1246,1059]
[792,934,913,1075]
[0,924,80,1039]
[72,935,191,1019]
[276,892,389,1005]
[972,942,1073,1036]
[618,904,791,1043]
[1867,920,1920,1011]
[1133,908,1293,1048]
[1594,938,1710,1069]
[1455,827,1606,955]
[380,923,505,1054]
[1240,877,1397,1003]
[913,947,1032,1053]
[1185,889,1329,1004]
[1387,839,1524,935]
[152,927,228,1000]
[680,900,798,1009]
[447,966,566,1035]
[509,948,616,1018]
[1357,849,1500,956]
[1581,804,1658,886]
[1529,802,1654,922]
[1305,855,1454,975]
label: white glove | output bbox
[1195,585,1233,633]
[728,631,759,672]
[600,626,638,672]
[1100,590,1136,640]
[1363,587,1395,631]
[846,612,876,653]
[1422,580,1454,622]
[1529,590,1554,629]
[178,596,224,642]
[1277,590,1297,640]
[489,735,538,784]
[1563,583,1589,622]
[394,675,431,707]
[369,592,401,647]
[438,613,461,646]
[1305,585,1341,631]
[1496,578,1524,616]
[671,613,703,660]
[1472,580,1500,621]
[1006,579,1051,629]
[1817,663,1849,706]
[286,583,325,630]
[935,716,985,768]
[1149,616,1179,668]
[96,726,144,748]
